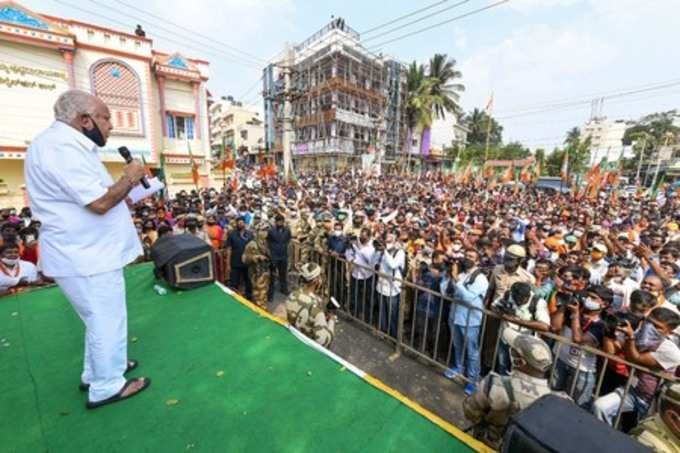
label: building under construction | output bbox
[263,18,408,173]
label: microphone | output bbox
[118,146,150,189]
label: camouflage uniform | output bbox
[630,383,680,453]
[463,329,559,449]
[242,224,271,307]
[313,214,335,297]
[298,211,314,265]
[288,209,301,269]
[631,415,680,453]
[285,288,336,347]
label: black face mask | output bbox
[83,116,106,147]
[459,258,475,272]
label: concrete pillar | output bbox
[62,50,76,89]
[192,82,202,140]
[157,76,167,136]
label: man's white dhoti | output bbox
[56,269,127,402]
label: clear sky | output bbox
[21,0,680,151]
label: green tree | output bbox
[462,108,503,146]
[455,141,529,167]
[544,148,565,177]
[534,148,546,173]
[564,127,581,148]
[622,115,680,177]
[403,61,426,170]
[418,54,465,155]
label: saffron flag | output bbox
[534,160,541,180]
[520,162,532,184]
[460,164,472,185]
[483,163,495,180]
[187,143,199,187]
[501,165,514,183]
[485,92,494,114]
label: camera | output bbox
[602,311,642,338]
[554,289,586,308]
[373,239,385,250]
[494,295,517,316]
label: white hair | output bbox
[53,89,99,123]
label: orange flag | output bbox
[483,164,495,180]
[520,162,532,184]
[460,164,472,185]
[501,165,514,183]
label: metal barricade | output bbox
[313,250,678,430]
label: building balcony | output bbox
[293,137,364,156]
[302,77,386,102]
[163,138,206,156]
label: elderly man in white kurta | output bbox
[24,90,151,409]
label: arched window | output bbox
[90,60,143,135]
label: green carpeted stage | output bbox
[1,265,484,452]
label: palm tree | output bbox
[463,108,503,146]
[419,54,465,155]
[403,61,425,171]
[564,127,581,148]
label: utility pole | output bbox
[634,133,648,185]
[483,116,492,162]
[282,42,293,181]
[651,133,671,190]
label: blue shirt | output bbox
[449,269,489,327]
[226,229,252,268]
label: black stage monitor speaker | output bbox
[150,234,215,290]
[501,395,651,453]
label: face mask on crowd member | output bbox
[635,307,680,349]
[582,285,613,313]
[591,243,607,262]
[458,249,479,273]
[0,244,20,267]
[503,244,526,273]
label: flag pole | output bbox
[221,136,227,191]
[483,92,494,163]
[188,141,199,192]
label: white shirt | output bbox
[651,339,680,370]
[0,260,39,291]
[345,241,375,280]
[607,277,640,309]
[501,297,551,337]
[24,121,142,277]
[587,259,609,285]
[374,246,405,297]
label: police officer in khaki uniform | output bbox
[631,383,680,453]
[285,262,336,348]
[463,328,558,448]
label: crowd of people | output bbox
[2,168,679,450]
